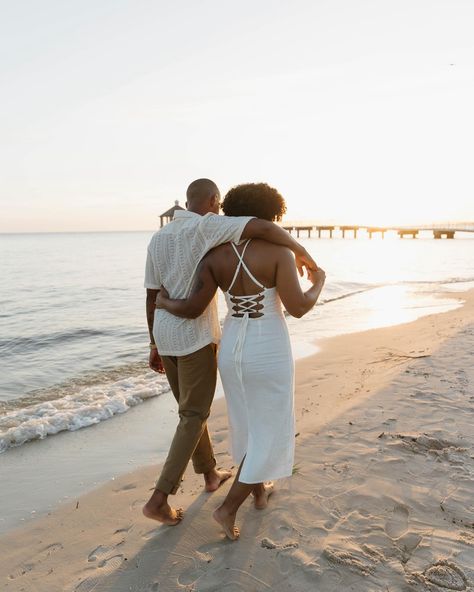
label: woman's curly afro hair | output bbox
[222,183,287,222]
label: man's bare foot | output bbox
[142,501,183,525]
[253,482,274,510]
[204,468,232,492]
[213,506,240,540]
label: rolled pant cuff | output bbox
[193,456,216,475]
[155,476,180,496]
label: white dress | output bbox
[217,240,295,484]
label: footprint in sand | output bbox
[38,542,64,558]
[114,482,137,492]
[185,567,269,592]
[8,542,64,579]
[114,525,132,536]
[385,504,409,539]
[177,564,205,587]
[87,545,116,562]
[323,548,374,576]
[131,498,147,510]
[87,525,130,562]
[276,545,317,578]
[422,561,468,591]
[74,555,124,592]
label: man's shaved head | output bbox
[186,179,220,204]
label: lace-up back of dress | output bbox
[226,240,265,318]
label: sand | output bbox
[1,290,473,592]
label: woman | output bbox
[156,183,325,540]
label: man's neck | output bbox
[187,206,211,216]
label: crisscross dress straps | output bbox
[228,240,265,316]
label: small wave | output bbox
[0,329,106,354]
[402,277,474,286]
[440,276,474,285]
[319,286,378,305]
[281,283,378,317]
[0,371,170,453]
[0,327,141,356]
[0,361,151,413]
[318,277,474,306]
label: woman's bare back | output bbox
[205,239,283,296]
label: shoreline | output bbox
[1,289,473,590]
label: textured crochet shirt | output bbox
[144,210,253,356]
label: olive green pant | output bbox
[156,343,218,495]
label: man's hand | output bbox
[295,248,318,277]
[149,348,165,374]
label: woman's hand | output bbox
[295,247,318,277]
[308,267,326,285]
[155,286,170,309]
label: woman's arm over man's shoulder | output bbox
[276,248,326,318]
[241,219,317,276]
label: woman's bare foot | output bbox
[213,506,240,540]
[204,468,232,492]
[253,482,274,510]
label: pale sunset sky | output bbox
[1,0,473,232]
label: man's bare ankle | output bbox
[148,488,167,506]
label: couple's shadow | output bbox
[90,485,268,591]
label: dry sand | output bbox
[1,290,473,592]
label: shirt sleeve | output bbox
[144,245,161,289]
[198,214,254,247]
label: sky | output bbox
[1,0,473,232]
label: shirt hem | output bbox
[157,338,220,357]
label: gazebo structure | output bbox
[159,200,185,227]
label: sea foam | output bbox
[0,372,170,453]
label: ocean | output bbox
[1,230,473,455]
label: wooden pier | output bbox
[433,230,455,239]
[366,227,388,239]
[158,204,471,240]
[340,225,359,239]
[296,226,313,238]
[316,226,335,238]
[282,223,473,239]
[397,229,419,239]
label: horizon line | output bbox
[2,224,474,236]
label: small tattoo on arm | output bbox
[192,278,204,294]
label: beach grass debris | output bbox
[292,464,301,475]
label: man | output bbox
[143,178,316,525]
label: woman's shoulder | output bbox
[248,239,292,257]
[246,238,285,249]
[201,242,233,261]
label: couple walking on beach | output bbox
[143,179,325,540]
